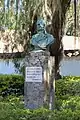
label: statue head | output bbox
[36,19,46,32]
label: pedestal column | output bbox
[24,51,55,109]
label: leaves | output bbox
[0,76,80,119]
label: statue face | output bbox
[36,19,45,31]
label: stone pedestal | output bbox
[24,51,55,109]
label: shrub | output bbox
[0,101,80,120]
[56,76,80,99]
[0,74,24,96]
[55,76,80,111]
[55,96,80,111]
[0,76,80,120]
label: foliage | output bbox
[0,76,80,119]
[0,0,49,30]
[65,2,80,36]
[0,99,80,120]
[55,76,80,111]
[0,30,26,53]
[12,58,25,76]
[0,0,72,79]
[0,74,24,97]
[56,76,80,98]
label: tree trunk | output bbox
[49,0,71,79]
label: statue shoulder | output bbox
[46,33,55,40]
[32,34,39,40]
[31,33,39,45]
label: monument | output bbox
[31,19,54,51]
[24,19,55,109]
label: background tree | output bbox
[0,0,72,78]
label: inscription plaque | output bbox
[25,67,42,82]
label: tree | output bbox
[0,0,72,79]
[49,0,71,79]
[29,0,71,79]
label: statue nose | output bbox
[40,24,44,28]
